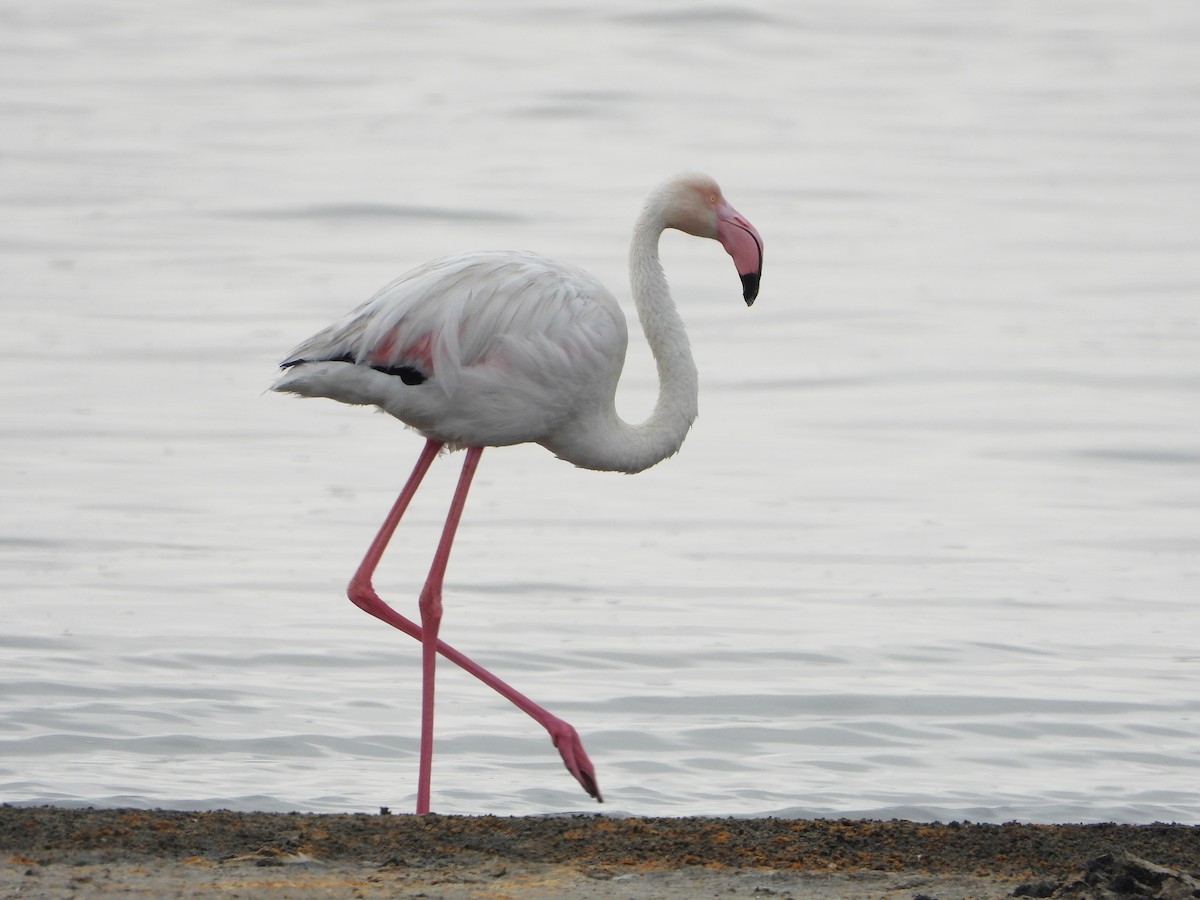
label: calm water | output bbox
[2,0,1199,822]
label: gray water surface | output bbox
[2,0,1198,821]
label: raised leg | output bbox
[346,439,602,809]
[349,438,443,593]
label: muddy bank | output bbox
[2,807,1197,898]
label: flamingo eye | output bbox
[708,194,718,204]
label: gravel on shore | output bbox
[2,806,1197,898]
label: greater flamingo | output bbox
[272,174,763,814]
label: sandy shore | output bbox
[2,807,1198,898]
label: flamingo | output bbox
[272,173,763,814]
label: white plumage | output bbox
[274,251,629,455]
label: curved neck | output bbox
[628,214,701,458]
[551,209,700,474]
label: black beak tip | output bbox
[741,272,760,306]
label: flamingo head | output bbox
[658,173,764,306]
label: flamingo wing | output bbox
[274,251,629,447]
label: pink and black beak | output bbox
[716,201,764,306]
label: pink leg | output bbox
[346,438,601,810]
[411,445,480,814]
